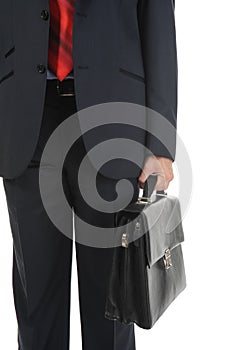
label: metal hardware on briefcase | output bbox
[104,174,187,329]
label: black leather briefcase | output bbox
[104,174,187,329]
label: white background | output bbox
[1,0,233,348]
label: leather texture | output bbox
[104,186,186,329]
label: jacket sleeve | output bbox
[137,0,178,161]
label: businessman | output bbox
[0,0,177,349]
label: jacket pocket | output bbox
[0,46,15,84]
[0,70,14,84]
[119,67,145,83]
[4,45,15,58]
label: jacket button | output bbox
[37,64,46,74]
[41,10,49,21]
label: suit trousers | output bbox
[3,80,140,350]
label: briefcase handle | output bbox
[139,174,166,202]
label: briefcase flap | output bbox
[141,195,185,267]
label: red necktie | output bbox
[48,0,76,81]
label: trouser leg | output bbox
[3,168,73,350]
[75,243,136,350]
[2,82,76,350]
[65,141,139,350]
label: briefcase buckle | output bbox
[163,248,172,270]
[122,232,128,248]
[137,196,153,204]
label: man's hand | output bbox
[138,155,174,191]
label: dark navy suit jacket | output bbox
[0,0,177,179]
